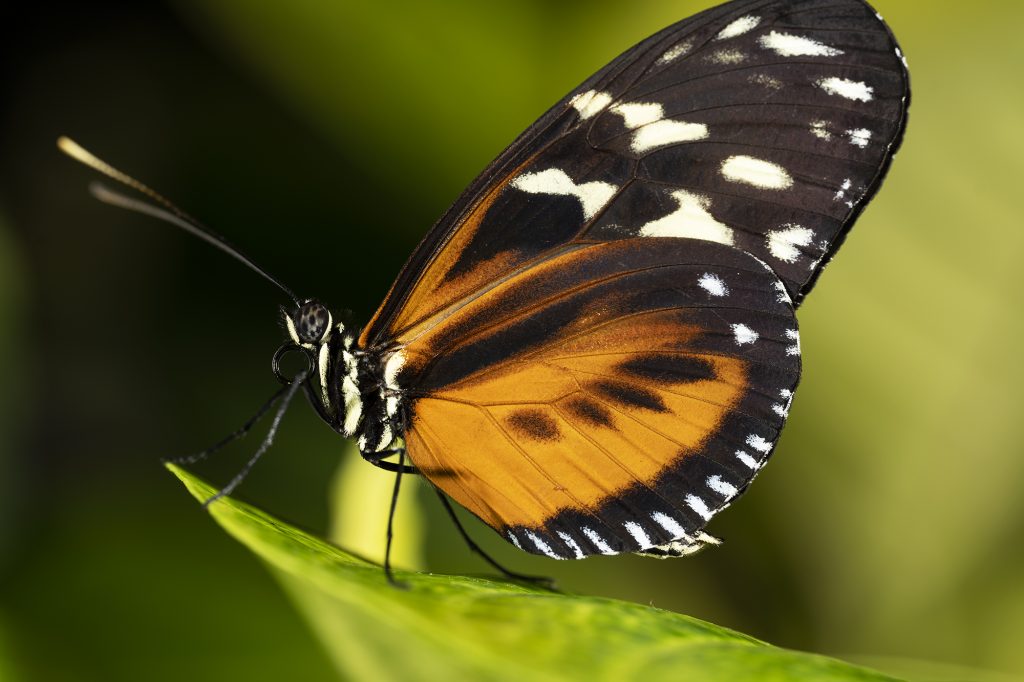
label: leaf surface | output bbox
[168,464,901,682]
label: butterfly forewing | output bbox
[361,0,908,347]
[356,0,907,558]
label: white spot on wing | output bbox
[706,49,745,65]
[624,521,654,549]
[631,120,709,153]
[651,511,688,539]
[895,46,909,69]
[556,531,585,559]
[731,323,759,345]
[817,77,874,102]
[644,539,701,557]
[526,531,563,559]
[610,101,663,129]
[847,128,872,148]
[774,387,795,419]
[698,273,728,297]
[658,41,692,64]
[717,15,761,40]
[707,475,738,498]
[786,328,801,356]
[582,527,615,555]
[834,178,853,203]
[696,531,723,546]
[685,494,713,521]
[736,450,760,469]
[774,280,791,304]
[511,168,617,221]
[638,190,735,245]
[767,225,815,263]
[746,434,772,454]
[721,155,793,189]
[507,531,522,549]
[750,73,783,90]
[810,120,832,140]
[610,101,708,153]
[758,31,843,57]
[570,90,612,119]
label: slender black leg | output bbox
[435,491,556,590]
[201,370,308,507]
[383,449,408,589]
[369,460,419,474]
[165,383,290,465]
[362,448,419,474]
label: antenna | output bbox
[57,136,300,306]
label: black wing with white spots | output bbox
[362,0,909,345]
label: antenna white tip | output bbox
[57,136,89,162]
[57,136,125,182]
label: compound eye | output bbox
[295,301,330,344]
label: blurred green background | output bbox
[1,0,1022,680]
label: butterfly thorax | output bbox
[331,337,407,454]
[282,300,407,455]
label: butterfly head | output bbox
[284,299,334,348]
[276,298,370,440]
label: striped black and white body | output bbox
[283,301,407,458]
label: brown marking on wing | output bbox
[403,313,749,529]
[395,238,799,534]
[506,409,561,442]
[562,395,614,428]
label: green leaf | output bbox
[167,464,901,682]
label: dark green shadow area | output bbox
[168,464,901,682]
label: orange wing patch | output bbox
[395,238,801,556]
[406,309,749,530]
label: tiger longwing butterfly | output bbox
[61,0,909,568]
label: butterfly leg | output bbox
[199,369,308,506]
[164,382,290,465]
[361,448,419,474]
[435,490,557,590]
[383,449,409,589]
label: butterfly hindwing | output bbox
[399,239,800,557]
[361,0,909,348]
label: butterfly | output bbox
[61,0,909,577]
